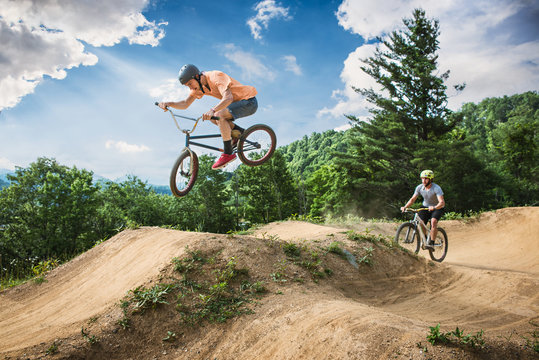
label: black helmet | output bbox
[178,64,201,85]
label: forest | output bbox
[1,9,537,285]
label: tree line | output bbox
[1,8,537,283]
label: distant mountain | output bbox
[0,168,171,194]
[0,169,14,189]
[0,168,14,179]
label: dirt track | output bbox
[0,207,538,359]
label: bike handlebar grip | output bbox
[154,102,159,106]
[211,116,220,120]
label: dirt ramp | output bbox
[443,207,539,273]
[1,208,538,359]
[205,294,427,360]
[253,220,348,241]
[0,228,199,353]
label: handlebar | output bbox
[154,102,219,120]
[403,208,429,213]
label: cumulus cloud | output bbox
[105,140,150,154]
[282,55,302,75]
[247,0,291,40]
[148,78,191,102]
[0,157,17,170]
[323,0,539,118]
[0,0,166,111]
[220,43,276,81]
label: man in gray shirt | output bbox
[401,170,446,247]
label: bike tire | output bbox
[428,227,448,262]
[237,124,276,166]
[169,150,199,197]
[394,223,420,254]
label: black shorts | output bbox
[418,208,444,224]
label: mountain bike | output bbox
[394,208,448,262]
[155,103,277,197]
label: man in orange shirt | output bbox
[158,64,258,169]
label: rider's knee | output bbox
[215,108,232,121]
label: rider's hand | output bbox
[429,206,434,211]
[158,102,169,111]
[203,108,216,121]
[400,206,406,212]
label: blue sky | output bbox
[1,0,538,184]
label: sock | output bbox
[223,140,233,154]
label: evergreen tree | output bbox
[339,8,464,215]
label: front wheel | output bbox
[394,223,420,254]
[169,149,199,197]
[428,227,448,262]
[237,124,276,166]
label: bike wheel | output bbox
[394,223,420,254]
[169,150,199,197]
[237,124,276,166]
[429,227,448,262]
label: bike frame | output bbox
[411,212,430,244]
[163,105,225,153]
[404,208,432,248]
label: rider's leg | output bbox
[430,217,438,242]
[214,108,234,142]
[211,98,258,169]
[429,208,445,243]
[418,210,431,237]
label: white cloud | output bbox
[148,79,191,102]
[0,0,166,111]
[282,55,302,75]
[221,43,276,81]
[105,140,150,154]
[0,157,17,170]
[325,0,539,118]
[334,123,352,132]
[247,0,291,40]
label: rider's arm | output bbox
[401,193,419,212]
[430,195,445,211]
[213,88,234,112]
[160,94,197,111]
[203,88,234,120]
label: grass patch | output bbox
[327,242,345,256]
[119,248,264,329]
[427,323,485,349]
[282,242,301,257]
[175,256,254,325]
[129,284,174,313]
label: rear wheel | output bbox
[169,150,198,197]
[394,223,420,254]
[429,227,448,262]
[237,124,276,166]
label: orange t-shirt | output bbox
[190,71,257,102]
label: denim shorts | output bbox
[228,97,258,120]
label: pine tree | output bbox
[339,8,464,215]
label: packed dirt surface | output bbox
[1,207,538,359]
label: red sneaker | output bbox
[212,153,236,170]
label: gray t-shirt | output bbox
[414,183,444,207]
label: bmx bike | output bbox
[155,103,277,197]
[394,208,448,262]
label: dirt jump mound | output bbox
[1,207,537,359]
